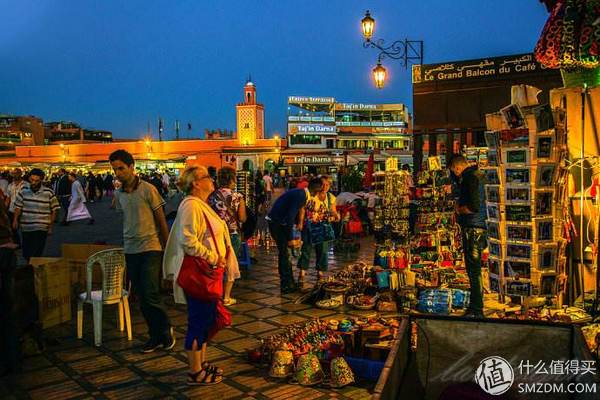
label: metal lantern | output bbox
[361,10,375,41]
[373,62,387,89]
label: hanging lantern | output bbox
[373,62,387,89]
[361,10,375,41]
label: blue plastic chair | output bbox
[238,241,252,270]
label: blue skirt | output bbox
[185,294,217,350]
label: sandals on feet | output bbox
[187,366,223,386]
[223,298,237,306]
[202,361,223,375]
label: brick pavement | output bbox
[1,199,376,399]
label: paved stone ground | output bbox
[1,199,377,399]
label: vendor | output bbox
[267,178,323,294]
[448,155,487,318]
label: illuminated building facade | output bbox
[284,96,413,173]
[0,115,44,150]
[1,80,279,173]
[44,121,113,143]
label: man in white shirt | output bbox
[263,170,273,201]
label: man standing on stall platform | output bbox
[449,155,487,318]
[110,149,176,353]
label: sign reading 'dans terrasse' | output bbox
[412,54,550,84]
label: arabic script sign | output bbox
[412,54,550,84]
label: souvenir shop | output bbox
[245,6,600,396]
[244,85,600,395]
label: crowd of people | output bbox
[0,151,488,384]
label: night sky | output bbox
[1,1,549,139]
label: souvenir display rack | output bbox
[412,168,462,268]
[372,168,412,273]
[372,170,411,242]
[236,170,256,211]
[484,102,569,303]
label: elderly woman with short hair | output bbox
[163,166,238,385]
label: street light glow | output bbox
[373,62,387,89]
[361,10,375,41]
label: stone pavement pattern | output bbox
[0,200,375,399]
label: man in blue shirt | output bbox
[268,178,323,294]
[449,155,487,318]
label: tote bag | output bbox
[177,212,224,301]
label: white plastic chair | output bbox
[77,248,132,346]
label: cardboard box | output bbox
[62,244,120,293]
[30,258,71,329]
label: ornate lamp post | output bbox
[361,10,424,88]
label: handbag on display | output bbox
[177,212,225,301]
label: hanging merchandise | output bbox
[372,170,411,241]
[236,170,256,211]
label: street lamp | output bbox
[361,10,375,41]
[360,10,423,89]
[373,62,387,89]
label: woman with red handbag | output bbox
[163,166,238,386]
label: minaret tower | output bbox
[236,76,265,145]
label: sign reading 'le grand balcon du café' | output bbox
[412,54,550,84]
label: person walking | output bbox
[267,178,323,294]
[86,171,97,202]
[297,176,339,288]
[95,173,105,201]
[55,168,72,225]
[262,170,273,202]
[104,173,115,197]
[163,166,237,385]
[208,166,245,306]
[12,169,59,262]
[5,169,28,246]
[67,172,94,224]
[448,155,487,318]
[109,149,175,353]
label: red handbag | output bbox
[208,300,232,339]
[177,212,225,301]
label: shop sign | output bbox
[288,124,336,134]
[412,54,550,84]
[337,103,378,110]
[284,155,333,165]
[374,127,409,134]
[288,96,335,104]
[336,121,407,127]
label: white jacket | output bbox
[162,195,239,304]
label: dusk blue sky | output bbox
[1,1,549,140]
